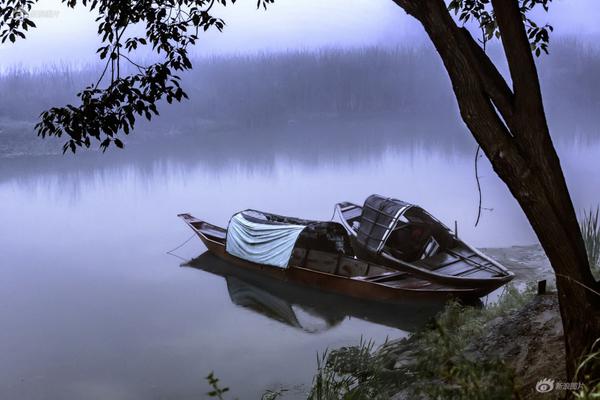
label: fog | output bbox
[1,39,599,158]
[1,0,599,68]
[1,2,600,399]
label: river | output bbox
[0,121,598,399]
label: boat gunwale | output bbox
[177,213,501,301]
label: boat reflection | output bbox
[226,276,343,333]
[184,252,450,334]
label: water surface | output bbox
[1,123,598,399]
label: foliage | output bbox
[205,371,230,400]
[0,0,37,44]
[305,285,536,400]
[573,338,600,399]
[399,284,534,399]
[447,0,554,56]
[410,300,517,399]
[580,207,600,279]
[1,0,274,153]
[307,338,403,400]
[261,388,288,400]
[1,0,558,153]
[3,41,598,146]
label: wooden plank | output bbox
[338,258,368,277]
[433,261,474,276]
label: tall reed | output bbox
[580,207,600,279]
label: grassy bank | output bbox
[301,211,600,400]
[306,284,536,400]
[202,282,599,399]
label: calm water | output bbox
[1,124,599,399]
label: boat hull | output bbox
[193,225,495,303]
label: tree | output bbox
[387,0,600,379]
[1,0,274,152]
[1,0,598,380]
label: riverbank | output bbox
[387,292,565,399]
[304,245,575,400]
[308,288,566,400]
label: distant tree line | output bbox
[0,40,598,137]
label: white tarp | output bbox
[225,212,306,268]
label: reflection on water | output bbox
[227,277,344,334]
[186,252,444,334]
[0,122,599,399]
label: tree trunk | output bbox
[391,0,600,379]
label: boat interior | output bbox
[179,214,479,292]
[336,202,510,280]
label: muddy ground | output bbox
[387,245,568,399]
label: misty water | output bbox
[1,40,599,399]
[1,118,599,399]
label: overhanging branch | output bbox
[459,27,515,126]
[491,0,545,119]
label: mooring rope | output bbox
[166,233,196,262]
[555,273,600,298]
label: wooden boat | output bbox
[334,195,514,290]
[178,209,506,302]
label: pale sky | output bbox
[0,0,598,69]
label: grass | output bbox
[573,338,600,399]
[580,206,600,279]
[202,285,600,399]
[406,284,535,400]
[305,284,536,400]
[307,337,404,400]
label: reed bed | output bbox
[1,39,599,136]
[580,207,600,279]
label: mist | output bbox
[1,2,600,399]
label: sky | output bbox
[0,0,598,69]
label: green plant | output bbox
[306,285,536,400]
[205,372,230,400]
[580,207,600,279]
[308,338,401,400]
[261,388,288,400]
[407,284,536,399]
[573,338,600,399]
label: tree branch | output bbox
[458,27,515,126]
[490,0,545,121]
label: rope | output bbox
[474,145,483,227]
[166,233,196,262]
[555,273,600,298]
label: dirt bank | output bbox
[381,292,565,399]
[468,293,565,399]
[373,245,569,399]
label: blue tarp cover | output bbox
[225,212,306,268]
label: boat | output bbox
[177,200,511,301]
[183,251,448,333]
[334,194,514,290]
